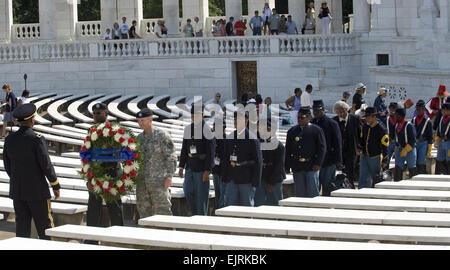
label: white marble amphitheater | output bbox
[1,0,450,251]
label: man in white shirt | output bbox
[193,17,204,37]
[103,28,112,40]
[301,84,313,108]
[119,17,129,39]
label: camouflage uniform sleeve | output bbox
[160,131,177,179]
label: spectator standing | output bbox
[311,100,343,196]
[155,20,168,38]
[303,12,316,34]
[226,17,235,36]
[220,19,227,36]
[183,19,195,38]
[374,88,389,124]
[285,88,302,126]
[17,90,30,107]
[268,8,281,35]
[129,20,141,39]
[278,16,288,35]
[352,83,367,112]
[342,91,351,103]
[103,28,112,40]
[193,17,204,37]
[333,101,361,188]
[212,20,222,37]
[301,84,314,108]
[262,2,272,35]
[308,2,316,19]
[261,97,272,118]
[112,23,121,39]
[286,15,298,35]
[119,17,129,39]
[1,84,17,138]
[318,2,333,35]
[234,17,247,36]
[250,11,263,36]
[428,84,449,121]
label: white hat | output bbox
[355,83,366,91]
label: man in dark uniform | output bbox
[222,110,262,206]
[435,102,450,175]
[285,107,326,198]
[3,103,61,239]
[358,107,389,189]
[178,104,215,215]
[393,107,417,181]
[254,118,286,206]
[212,118,227,209]
[386,102,398,165]
[311,100,342,196]
[86,103,124,229]
[412,100,433,174]
[333,101,361,188]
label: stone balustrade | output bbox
[11,24,40,40]
[76,21,102,39]
[0,33,358,62]
[141,19,183,37]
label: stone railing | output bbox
[11,24,40,40]
[0,33,358,62]
[141,19,183,37]
[76,21,102,39]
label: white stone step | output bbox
[0,237,131,250]
[332,188,450,201]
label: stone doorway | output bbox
[236,61,258,103]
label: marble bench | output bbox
[376,180,450,191]
[47,94,89,124]
[138,214,450,244]
[0,237,131,250]
[215,205,450,227]
[332,188,450,201]
[107,94,138,121]
[45,224,449,250]
[67,94,106,123]
[412,175,450,182]
[279,196,450,213]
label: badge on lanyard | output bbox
[230,155,237,162]
[214,157,220,165]
[190,145,197,154]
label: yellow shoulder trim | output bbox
[381,134,389,147]
[50,179,59,187]
[37,134,42,138]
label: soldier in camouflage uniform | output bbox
[136,108,177,218]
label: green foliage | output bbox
[13,0,39,24]
[78,0,101,21]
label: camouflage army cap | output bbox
[136,108,154,119]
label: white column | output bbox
[101,0,118,31]
[352,0,370,33]
[248,0,275,16]
[163,0,180,37]
[39,0,78,41]
[370,0,396,36]
[182,0,209,22]
[0,0,13,43]
[289,0,306,33]
[117,0,143,31]
[330,0,343,33]
[225,0,242,21]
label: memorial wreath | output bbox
[79,122,142,202]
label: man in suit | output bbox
[333,101,361,188]
[3,103,60,239]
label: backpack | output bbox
[329,172,353,192]
[372,169,393,188]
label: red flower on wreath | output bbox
[119,137,125,143]
[133,152,139,159]
[90,127,96,133]
[126,147,131,152]
[118,128,125,135]
[87,171,93,179]
[89,184,94,190]
[85,136,90,142]
[97,130,102,136]
[81,168,85,174]
[121,173,127,180]
[108,130,115,137]
[105,123,111,128]
[119,186,126,193]
[130,170,137,178]
[82,158,88,165]
[82,146,87,152]
[96,181,102,187]
[126,160,133,166]
[128,138,135,144]
[108,182,114,188]
[104,189,110,195]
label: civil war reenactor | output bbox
[136,108,177,218]
[311,100,342,196]
[212,118,227,209]
[178,104,215,215]
[412,100,433,174]
[3,103,61,239]
[222,110,262,206]
[285,107,326,198]
[358,107,390,189]
[254,118,286,206]
[86,103,124,229]
[332,101,361,188]
[386,102,399,165]
[393,107,418,181]
[435,102,450,175]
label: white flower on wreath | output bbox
[121,139,128,147]
[124,178,133,187]
[102,181,110,189]
[103,128,111,137]
[129,143,136,151]
[132,161,139,170]
[114,133,122,143]
[85,141,91,149]
[93,185,102,193]
[91,179,96,186]
[91,132,98,141]
[83,164,90,172]
[111,125,120,132]
[123,165,132,174]
[110,188,118,196]
[97,123,105,130]
[116,180,123,188]
[123,133,131,140]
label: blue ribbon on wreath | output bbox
[80,147,136,163]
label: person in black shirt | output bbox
[129,20,141,39]
[352,83,366,112]
[226,17,235,36]
[212,119,227,209]
[1,84,17,138]
[179,104,215,215]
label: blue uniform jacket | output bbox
[386,115,397,141]
[212,138,226,176]
[437,117,450,140]
[374,96,388,123]
[179,121,216,172]
[360,121,389,163]
[395,121,417,148]
[222,129,262,187]
[412,116,433,144]
[261,139,286,185]
[285,123,326,173]
[311,115,342,167]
